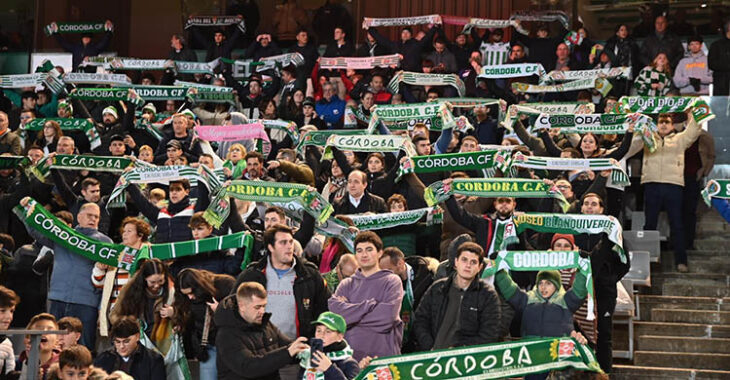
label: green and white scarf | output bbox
[134,120,165,141]
[69,87,144,108]
[220,58,278,79]
[250,119,300,145]
[346,207,443,231]
[185,86,235,104]
[259,52,305,68]
[21,118,101,150]
[322,134,416,160]
[511,10,571,30]
[107,58,171,71]
[369,102,442,132]
[299,343,354,380]
[506,213,626,263]
[509,153,629,185]
[62,73,131,86]
[701,179,730,206]
[44,21,111,36]
[438,97,501,108]
[205,180,334,228]
[0,73,46,88]
[484,250,595,320]
[362,15,442,28]
[107,165,218,208]
[513,77,612,96]
[544,67,631,82]
[355,337,602,379]
[457,18,527,35]
[424,178,569,211]
[388,71,465,97]
[0,156,30,170]
[174,59,220,75]
[30,154,138,181]
[124,85,187,100]
[478,63,546,79]
[319,54,401,70]
[296,129,367,153]
[502,103,595,131]
[185,15,245,33]
[397,150,504,181]
[617,96,715,123]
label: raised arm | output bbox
[538,130,564,157]
[125,183,160,223]
[604,130,634,160]
[444,194,484,233]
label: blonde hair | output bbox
[226,143,247,160]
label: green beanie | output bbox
[536,270,562,290]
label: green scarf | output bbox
[31,154,138,181]
[134,120,165,141]
[509,153,630,186]
[299,343,354,380]
[512,77,612,96]
[125,85,187,101]
[437,97,501,108]
[346,207,443,231]
[62,73,131,86]
[506,213,626,264]
[205,180,334,228]
[478,63,545,79]
[397,150,509,181]
[69,87,144,108]
[0,156,30,170]
[424,178,569,211]
[369,102,442,132]
[322,134,417,160]
[388,71,466,97]
[21,118,101,150]
[174,59,220,75]
[185,86,235,104]
[617,96,714,123]
[296,130,366,153]
[354,337,602,380]
[108,165,221,208]
[107,58,170,71]
[701,179,730,206]
[362,15,442,28]
[502,103,595,131]
[222,159,247,180]
[544,67,631,82]
[250,119,300,145]
[44,21,110,36]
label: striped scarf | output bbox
[388,71,466,97]
[424,178,569,211]
[21,118,102,150]
[509,153,630,185]
[108,165,220,208]
[62,73,131,86]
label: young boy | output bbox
[56,345,93,380]
[169,211,228,276]
[21,313,60,379]
[0,286,19,376]
[57,317,83,351]
[301,312,360,380]
[93,316,165,380]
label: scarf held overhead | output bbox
[424,178,569,211]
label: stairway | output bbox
[613,206,730,379]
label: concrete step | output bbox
[637,335,730,354]
[662,284,730,297]
[694,239,730,251]
[634,321,730,338]
[634,351,730,371]
[636,296,729,319]
[652,273,730,287]
[685,260,730,275]
[613,364,730,379]
[652,309,730,324]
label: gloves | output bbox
[0,342,14,361]
[689,77,701,92]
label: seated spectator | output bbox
[93,316,165,380]
[19,313,60,379]
[634,53,673,96]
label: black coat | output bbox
[333,191,388,215]
[413,274,501,350]
[323,41,356,58]
[215,296,294,380]
[709,36,730,96]
[233,255,330,338]
[368,27,438,72]
[93,344,165,380]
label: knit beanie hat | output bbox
[102,106,118,119]
[536,270,562,290]
[550,234,575,249]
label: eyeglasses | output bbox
[20,116,32,120]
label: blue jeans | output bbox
[198,346,217,380]
[644,182,686,265]
[49,300,98,352]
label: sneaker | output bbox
[677,264,689,273]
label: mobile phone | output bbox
[309,338,324,366]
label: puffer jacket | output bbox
[214,295,294,380]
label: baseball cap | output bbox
[311,312,346,334]
[303,97,316,108]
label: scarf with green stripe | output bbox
[453,17,528,35]
[502,103,596,131]
[185,86,235,104]
[134,120,165,141]
[69,87,144,108]
[396,150,511,181]
[478,63,546,79]
[345,207,443,231]
[701,179,730,206]
[108,165,220,208]
[21,118,102,150]
[0,156,30,170]
[424,178,569,211]
[204,180,334,228]
[108,58,171,71]
[296,129,366,153]
[506,213,626,264]
[44,21,111,36]
[368,102,470,133]
[512,77,612,96]
[617,96,715,123]
[298,343,354,380]
[544,67,631,83]
[14,198,253,273]
[62,72,131,86]
[322,134,417,160]
[356,337,602,379]
[437,97,501,108]
[250,119,300,145]
[319,54,401,70]
[124,85,187,100]
[30,154,140,181]
[509,153,629,185]
[0,73,46,88]
[511,10,571,29]
[362,15,442,28]
[388,71,465,97]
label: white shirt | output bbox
[349,193,364,208]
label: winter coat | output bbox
[673,52,713,94]
[639,31,685,68]
[708,36,730,95]
[93,344,165,380]
[333,191,388,215]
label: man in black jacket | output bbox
[708,20,730,95]
[323,27,355,57]
[333,170,388,214]
[94,316,165,380]
[366,24,439,72]
[413,242,500,350]
[215,282,309,380]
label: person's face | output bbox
[265,102,276,116]
[367,33,376,44]
[323,85,335,101]
[494,197,515,217]
[169,183,189,203]
[355,242,380,272]
[315,325,343,347]
[303,104,314,117]
[58,330,80,350]
[167,146,182,160]
[180,287,195,301]
[331,160,343,177]
[81,184,101,204]
[460,139,478,153]
[555,180,574,199]
[141,77,153,86]
[297,31,308,45]
[198,155,214,169]
[537,29,549,38]
[82,36,92,45]
[689,41,702,54]
[165,100,175,111]
[29,320,57,353]
[170,36,179,48]
[657,117,674,136]
[343,150,355,164]
[338,262,357,278]
[38,92,48,105]
[581,195,604,215]
[416,140,431,156]
[172,117,187,135]
[22,97,37,110]
[103,113,116,125]
[654,53,668,68]
[389,201,405,213]
[57,139,74,154]
[43,125,56,139]
[371,76,384,91]
[59,365,89,380]
[57,107,70,118]
[246,157,261,178]
[426,92,439,101]
[238,295,267,324]
[400,29,412,41]
[580,135,597,157]
[248,80,262,96]
[20,112,33,126]
[0,305,14,330]
[604,99,617,113]
[655,16,667,33]
[113,333,140,358]
[367,156,383,173]
[617,25,629,39]
[268,231,295,266]
[121,223,141,246]
[434,42,445,54]
[361,93,374,110]
[334,28,345,41]
[378,257,406,279]
[347,172,366,198]
[491,32,503,43]
[556,43,570,59]
[229,146,244,161]
[214,32,225,44]
[139,149,154,163]
[474,105,487,119]
[454,251,483,282]
[110,140,126,156]
[552,238,574,251]
[293,90,304,104]
[411,126,428,138]
[0,113,8,132]
[260,35,270,46]
[510,46,524,60]
[145,273,165,295]
[538,279,557,299]
[455,34,467,46]
[192,224,213,240]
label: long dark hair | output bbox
[171,269,219,328]
[112,259,172,322]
